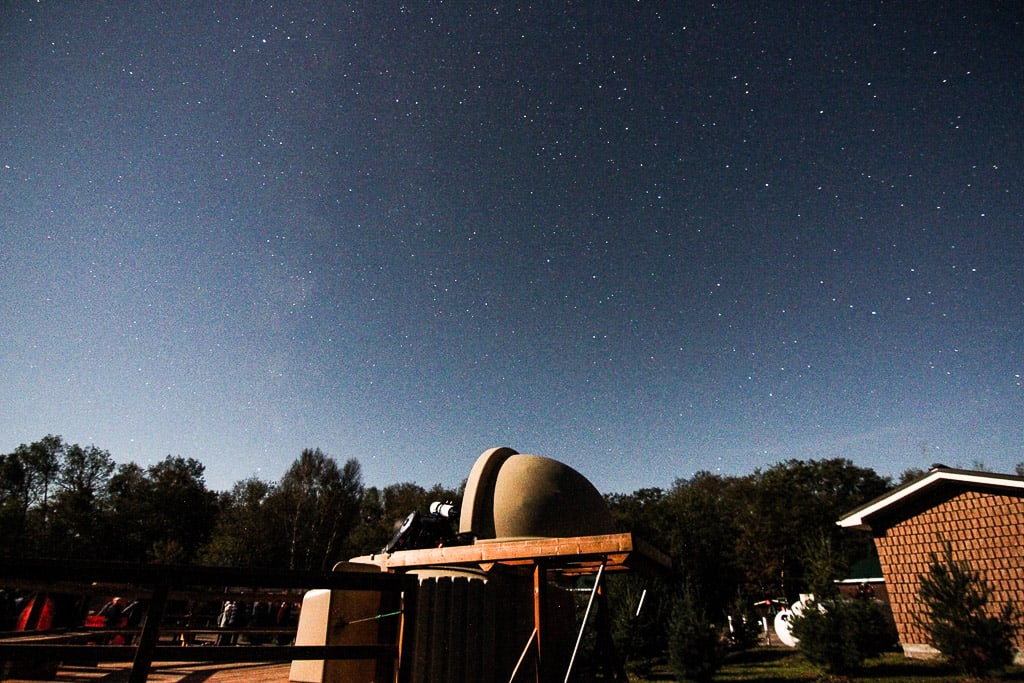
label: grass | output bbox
[628,646,1024,682]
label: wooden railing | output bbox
[0,558,416,683]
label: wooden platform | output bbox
[371,531,672,576]
[4,661,292,683]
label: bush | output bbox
[790,595,897,676]
[725,594,762,651]
[789,534,898,676]
[668,581,727,682]
[608,574,669,678]
[917,540,1019,678]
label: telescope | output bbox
[382,501,464,553]
[428,501,458,519]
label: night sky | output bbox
[2,2,1022,495]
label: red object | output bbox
[16,594,56,631]
[85,614,107,628]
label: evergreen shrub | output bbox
[790,596,896,675]
[668,581,727,682]
[917,540,1018,678]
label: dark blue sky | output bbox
[2,2,1022,494]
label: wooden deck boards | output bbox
[4,661,292,683]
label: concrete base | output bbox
[901,642,1024,666]
[900,643,942,660]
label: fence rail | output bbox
[0,557,415,683]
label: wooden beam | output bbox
[0,557,413,591]
[373,532,670,576]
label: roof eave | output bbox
[837,468,1024,530]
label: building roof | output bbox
[838,467,1024,531]
[843,555,884,582]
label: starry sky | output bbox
[2,2,1022,495]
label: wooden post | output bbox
[596,581,627,682]
[533,563,546,682]
[128,582,169,683]
[428,578,451,683]
[396,578,416,683]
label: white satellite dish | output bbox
[773,608,797,647]
[773,594,815,648]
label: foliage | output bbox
[733,459,891,600]
[672,647,1021,683]
[899,468,930,485]
[274,449,364,570]
[791,596,898,676]
[348,481,463,557]
[800,533,844,600]
[0,431,904,640]
[0,441,218,563]
[668,579,728,682]
[917,540,1019,678]
[345,485,389,554]
[606,486,667,541]
[200,478,282,567]
[142,456,219,563]
[725,593,762,651]
[789,598,859,676]
[0,434,475,570]
[607,459,893,620]
[608,573,670,676]
[0,435,67,555]
[48,444,115,558]
[790,535,898,676]
[664,471,746,615]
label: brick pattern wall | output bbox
[874,489,1024,652]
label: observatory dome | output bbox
[460,447,616,540]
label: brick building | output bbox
[838,467,1024,661]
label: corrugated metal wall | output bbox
[408,571,576,683]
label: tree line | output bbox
[4,434,1015,615]
[0,435,458,571]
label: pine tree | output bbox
[667,580,726,682]
[917,540,1018,677]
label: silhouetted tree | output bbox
[273,449,364,570]
[668,579,726,683]
[48,444,115,558]
[0,448,31,554]
[346,485,389,555]
[308,477,464,561]
[606,487,666,539]
[145,456,218,563]
[733,458,891,599]
[898,467,929,485]
[101,457,216,563]
[26,435,65,518]
[200,478,283,567]
[790,535,896,675]
[607,572,671,677]
[0,435,67,556]
[103,462,151,561]
[660,472,743,615]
